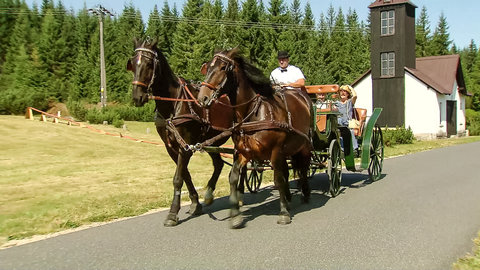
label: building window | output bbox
[381,10,395,36]
[381,52,395,77]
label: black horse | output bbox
[127,39,233,226]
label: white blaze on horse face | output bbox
[137,54,142,66]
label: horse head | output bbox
[198,50,237,108]
[127,39,160,107]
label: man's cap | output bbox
[277,51,289,59]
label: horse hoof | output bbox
[230,214,244,229]
[164,214,179,227]
[187,204,202,216]
[204,188,214,206]
[204,197,214,206]
[277,214,291,225]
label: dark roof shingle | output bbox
[368,0,417,9]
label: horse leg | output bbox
[283,162,291,203]
[229,155,247,229]
[235,166,246,206]
[164,150,199,226]
[293,152,311,203]
[204,152,224,206]
[271,151,291,225]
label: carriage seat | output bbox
[353,108,367,136]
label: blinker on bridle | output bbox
[131,47,159,92]
[200,53,235,107]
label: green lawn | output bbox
[1,114,480,267]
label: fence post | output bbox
[25,107,34,120]
[40,114,47,122]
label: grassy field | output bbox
[1,115,480,266]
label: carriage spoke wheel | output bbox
[308,151,321,178]
[368,125,384,181]
[246,161,263,193]
[328,139,342,197]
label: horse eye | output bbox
[220,65,227,71]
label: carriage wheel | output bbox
[368,125,384,181]
[246,161,263,193]
[308,151,321,178]
[328,139,342,197]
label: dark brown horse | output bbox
[198,49,313,228]
[127,39,233,226]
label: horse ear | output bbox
[151,38,158,48]
[200,62,208,75]
[126,58,133,71]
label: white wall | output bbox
[450,81,467,134]
[405,73,443,137]
[353,74,373,115]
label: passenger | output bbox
[335,85,358,150]
[269,51,305,88]
[316,92,328,110]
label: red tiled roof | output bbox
[368,0,417,9]
[406,54,463,95]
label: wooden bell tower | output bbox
[369,0,417,126]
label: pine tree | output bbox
[189,0,222,80]
[159,1,178,57]
[430,13,452,56]
[239,0,272,74]
[146,5,162,40]
[170,0,203,76]
[345,8,370,83]
[221,0,242,49]
[109,5,144,102]
[415,6,431,57]
[0,0,21,69]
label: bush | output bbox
[383,126,415,146]
[67,101,156,124]
[67,99,89,121]
[466,109,480,136]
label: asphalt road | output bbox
[1,142,480,270]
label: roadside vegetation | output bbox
[453,231,480,270]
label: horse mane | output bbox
[225,49,273,98]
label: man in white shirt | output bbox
[269,51,305,88]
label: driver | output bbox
[269,51,305,88]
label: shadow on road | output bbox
[200,170,387,226]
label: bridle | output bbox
[131,47,159,93]
[200,53,235,106]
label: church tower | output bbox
[369,0,417,126]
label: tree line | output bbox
[0,0,478,115]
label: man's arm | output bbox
[286,78,305,88]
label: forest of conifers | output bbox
[0,0,479,118]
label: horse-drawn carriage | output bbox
[128,41,384,228]
[203,84,384,198]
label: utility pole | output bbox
[88,5,113,108]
